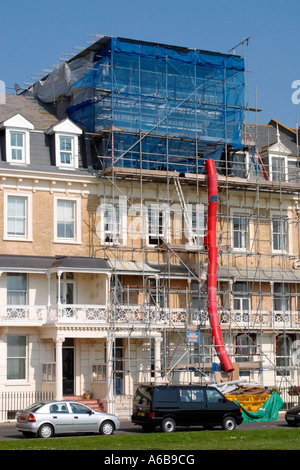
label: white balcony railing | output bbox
[0,305,48,322]
[0,304,300,329]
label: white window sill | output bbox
[53,239,82,245]
[3,237,33,242]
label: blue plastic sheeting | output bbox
[68,37,245,173]
[97,132,224,173]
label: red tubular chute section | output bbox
[205,159,234,373]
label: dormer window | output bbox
[10,131,24,161]
[59,136,73,165]
[0,114,34,165]
[47,118,82,169]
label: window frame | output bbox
[7,273,28,305]
[272,216,287,253]
[6,334,28,382]
[232,213,248,251]
[55,133,77,168]
[53,195,81,244]
[147,203,170,246]
[1,114,34,165]
[98,197,127,246]
[3,191,33,242]
[47,118,82,170]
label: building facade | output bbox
[0,37,299,420]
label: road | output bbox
[0,413,288,440]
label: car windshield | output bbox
[23,402,46,412]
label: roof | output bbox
[218,266,300,282]
[245,121,298,156]
[0,255,110,273]
[0,94,58,130]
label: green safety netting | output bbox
[234,392,284,422]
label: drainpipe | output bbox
[205,159,234,372]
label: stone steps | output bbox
[63,395,104,412]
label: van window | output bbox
[179,389,205,402]
[134,386,153,404]
[206,388,225,402]
[156,389,178,403]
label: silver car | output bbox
[16,400,121,438]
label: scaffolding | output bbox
[31,35,300,411]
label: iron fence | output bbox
[0,391,54,422]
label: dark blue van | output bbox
[131,384,243,432]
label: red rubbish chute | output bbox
[205,159,234,373]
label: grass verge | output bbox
[0,427,299,451]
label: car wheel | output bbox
[161,417,176,433]
[100,420,115,435]
[38,423,54,438]
[222,416,236,431]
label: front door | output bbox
[114,339,124,395]
[63,340,74,395]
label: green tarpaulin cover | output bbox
[234,392,284,422]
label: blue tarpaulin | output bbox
[68,37,245,173]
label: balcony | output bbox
[1,304,300,330]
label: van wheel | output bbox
[222,416,236,431]
[161,417,176,433]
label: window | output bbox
[110,275,124,304]
[276,334,292,376]
[4,192,32,241]
[272,157,285,182]
[43,363,56,383]
[272,217,287,251]
[7,335,27,380]
[0,114,33,165]
[54,196,81,244]
[236,333,257,377]
[192,281,207,311]
[47,118,82,169]
[98,198,127,245]
[179,389,205,402]
[57,200,75,239]
[50,403,69,413]
[7,273,27,305]
[59,136,73,165]
[287,160,300,183]
[148,278,166,308]
[274,283,290,311]
[10,132,24,161]
[103,204,121,244]
[57,272,75,304]
[233,282,250,311]
[231,151,247,178]
[235,334,256,362]
[92,364,106,382]
[186,204,206,246]
[233,215,247,249]
[206,388,225,403]
[7,196,26,237]
[148,204,169,245]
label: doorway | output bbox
[63,339,74,395]
[114,339,124,395]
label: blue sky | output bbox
[1,0,299,128]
